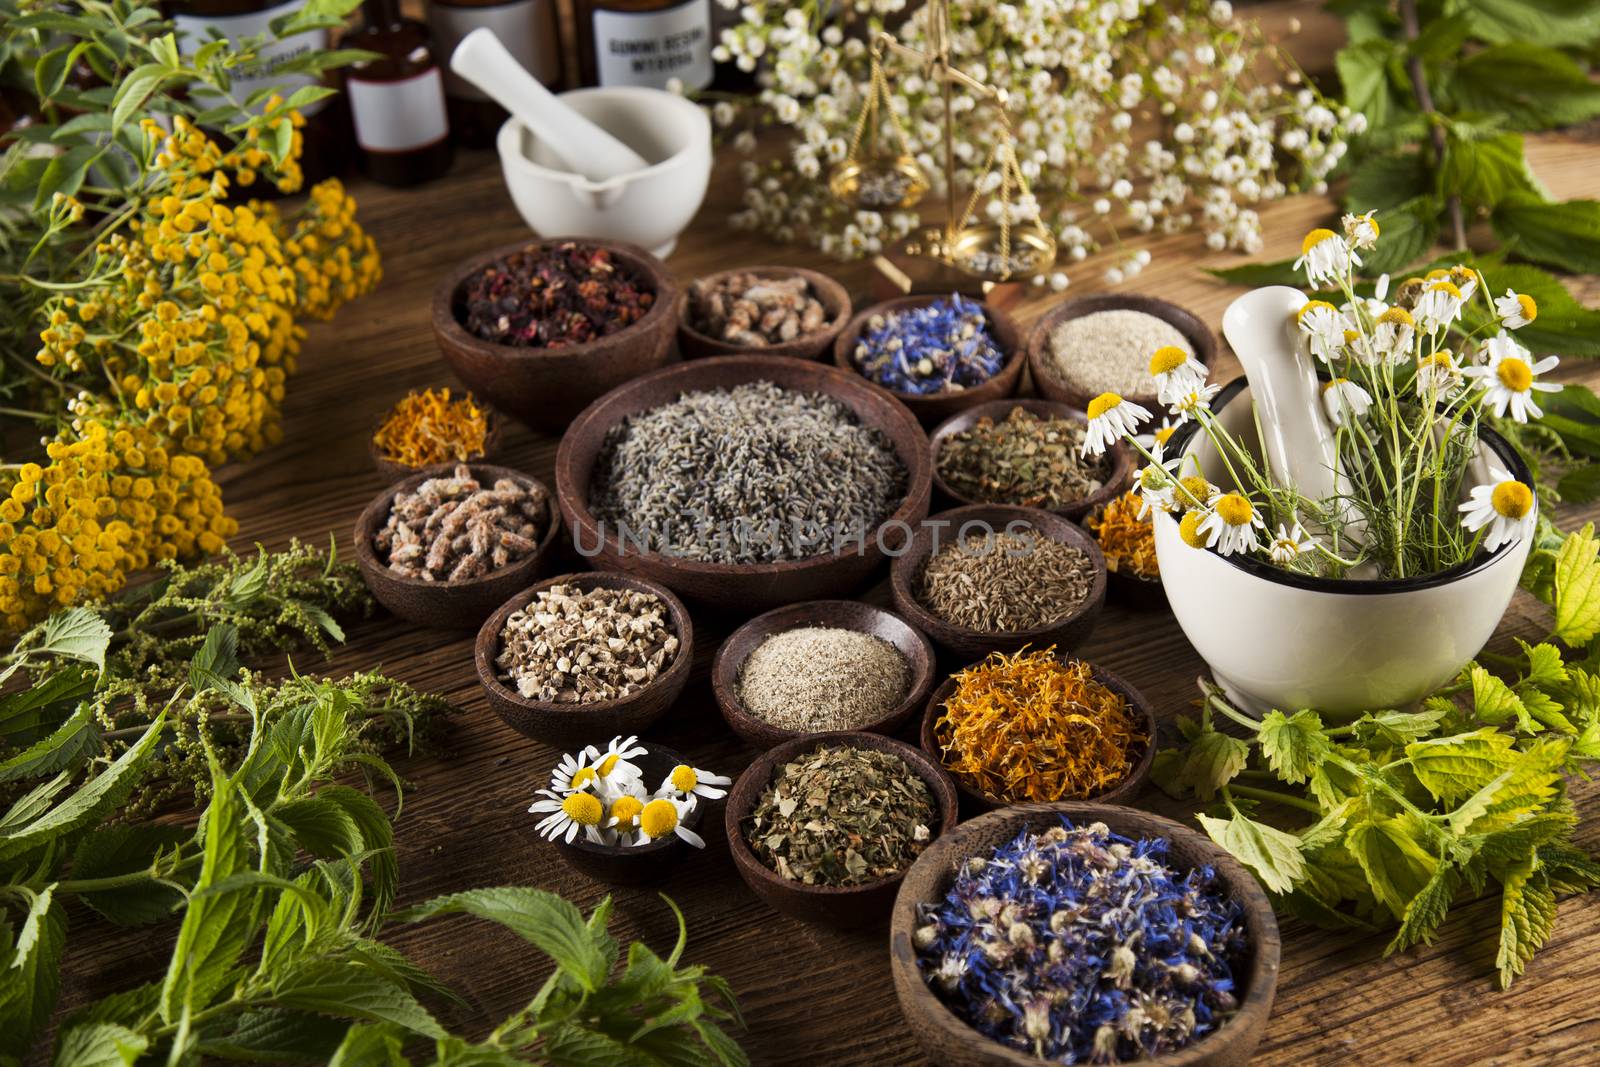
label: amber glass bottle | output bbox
[574,0,713,91]
[426,0,561,149]
[341,0,455,186]
[166,0,350,190]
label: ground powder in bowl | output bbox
[1045,308,1193,398]
[737,625,910,732]
[496,584,679,703]
[917,529,1096,632]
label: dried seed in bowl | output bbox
[916,529,1094,633]
[497,584,680,703]
[375,465,549,581]
[689,272,829,346]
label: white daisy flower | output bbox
[585,735,648,797]
[604,793,646,846]
[1267,522,1316,566]
[1133,456,1182,518]
[1135,417,1182,462]
[1175,473,1219,511]
[1459,467,1535,551]
[1414,350,1461,399]
[1149,344,1207,405]
[528,789,607,845]
[1447,265,1481,304]
[1196,492,1265,556]
[1495,289,1538,330]
[1413,279,1466,333]
[1463,333,1559,422]
[549,749,598,795]
[1321,378,1372,427]
[1167,382,1221,420]
[1371,306,1416,364]
[1341,211,1380,250]
[1293,227,1359,287]
[1082,392,1151,456]
[1177,507,1212,549]
[1295,300,1346,363]
[636,796,704,849]
[659,764,731,809]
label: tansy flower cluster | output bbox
[528,736,731,848]
[1079,210,1547,579]
[3,109,379,632]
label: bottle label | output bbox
[592,0,712,91]
[173,1,329,117]
[348,69,450,152]
[430,0,560,101]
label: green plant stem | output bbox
[1224,783,1323,814]
[1398,0,1465,251]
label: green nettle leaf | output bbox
[1472,810,1576,872]
[1346,816,1441,921]
[1206,259,1302,287]
[1470,666,1535,732]
[1386,862,1462,955]
[1493,199,1600,274]
[1361,202,1438,274]
[272,960,446,1038]
[397,888,617,995]
[1336,38,1403,130]
[327,1023,410,1067]
[1195,811,1306,894]
[1406,729,1520,804]
[1256,709,1331,784]
[0,885,68,1059]
[1176,728,1250,800]
[1345,153,1431,214]
[1440,131,1546,212]
[1463,268,1600,358]
[197,1008,356,1063]
[71,824,190,926]
[1553,523,1600,646]
[49,1022,149,1067]
[24,607,113,672]
[1460,0,1600,48]
[1519,641,1568,689]
[0,701,102,783]
[1350,707,1449,747]
[1448,45,1600,130]
[1496,855,1557,988]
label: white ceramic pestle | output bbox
[1221,285,1342,504]
[450,28,648,182]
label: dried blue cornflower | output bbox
[852,294,1005,395]
[913,818,1248,1064]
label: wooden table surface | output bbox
[51,130,1600,1065]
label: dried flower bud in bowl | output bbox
[353,464,561,630]
[474,572,694,748]
[677,267,851,361]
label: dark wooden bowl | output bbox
[833,295,1024,425]
[724,731,960,928]
[554,355,933,612]
[677,266,851,361]
[1107,566,1169,610]
[920,658,1156,814]
[889,504,1107,662]
[432,237,680,433]
[890,802,1281,1067]
[928,398,1134,522]
[548,741,710,886]
[369,402,505,483]
[474,571,694,748]
[711,600,937,750]
[353,464,562,630]
[1025,293,1218,412]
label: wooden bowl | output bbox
[547,740,710,886]
[920,658,1156,814]
[677,266,851,361]
[712,600,937,750]
[368,403,505,483]
[889,504,1107,662]
[1025,293,1218,412]
[474,571,694,748]
[554,355,933,612]
[833,295,1025,425]
[724,731,960,927]
[432,237,680,433]
[353,464,562,630]
[928,398,1134,522]
[890,802,1281,1067]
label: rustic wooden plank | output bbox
[45,121,1600,1067]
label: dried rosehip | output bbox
[460,241,654,348]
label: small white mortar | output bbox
[496,87,711,259]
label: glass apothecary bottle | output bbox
[341,0,455,186]
[426,0,562,149]
[574,0,713,92]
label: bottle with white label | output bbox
[426,0,562,149]
[342,0,454,187]
[166,0,350,192]
[575,0,713,92]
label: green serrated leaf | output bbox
[1496,854,1556,988]
[1406,728,1520,804]
[50,1022,148,1067]
[72,823,189,926]
[0,701,101,783]
[23,607,112,672]
[328,1023,409,1067]
[1346,815,1441,921]
[1494,198,1600,275]
[1441,131,1546,212]
[1195,811,1306,894]
[0,884,67,1059]
[1206,258,1301,287]
[1177,728,1250,800]
[1461,0,1600,48]
[273,959,445,1038]
[1386,862,1461,955]
[1256,709,1331,785]
[1553,523,1600,646]
[1470,666,1535,732]
[396,888,616,994]
[1448,45,1600,131]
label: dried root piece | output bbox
[376,465,550,582]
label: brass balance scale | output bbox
[828,0,1057,291]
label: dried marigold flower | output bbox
[372,388,490,469]
[1088,490,1158,579]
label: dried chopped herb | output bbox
[937,407,1109,508]
[744,744,936,886]
[372,387,490,468]
[917,529,1095,632]
[460,241,653,348]
[1090,490,1159,579]
[935,649,1146,803]
[497,585,679,703]
[914,818,1247,1063]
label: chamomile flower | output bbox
[1464,333,1559,422]
[1414,280,1465,333]
[1321,378,1372,427]
[1459,467,1535,551]
[1136,417,1182,461]
[1167,382,1220,419]
[1133,456,1182,518]
[636,796,705,849]
[1293,227,1359,287]
[575,736,646,799]
[1495,289,1538,330]
[1176,474,1218,510]
[1267,522,1316,566]
[528,789,607,845]
[1371,306,1416,363]
[1149,344,1207,405]
[1341,211,1380,250]
[605,794,646,845]
[1082,392,1151,456]
[1295,300,1345,363]
[1414,350,1461,398]
[1196,492,1266,556]
[1177,509,1210,549]
[661,764,731,808]
[550,749,599,794]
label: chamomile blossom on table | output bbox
[1077,209,1549,581]
[529,736,728,849]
